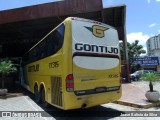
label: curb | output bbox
[113,100,160,109]
[0,93,24,99]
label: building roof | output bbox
[0,0,126,57]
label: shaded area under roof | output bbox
[0,0,126,57]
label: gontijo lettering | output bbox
[28,64,39,72]
[75,43,119,54]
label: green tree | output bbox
[0,60,17,89]
[120,40,146,66]
[128,40,146,65]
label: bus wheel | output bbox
[34,84,40,103]
[41,87,49,108]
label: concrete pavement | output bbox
[0,95,55,120]
[114,81,160,108]
[0,81,159,120]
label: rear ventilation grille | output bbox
[51,77,62,107]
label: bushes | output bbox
[140,73,160,82]
[0,60,17,89]
[140,73,160,92]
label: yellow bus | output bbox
[21,17,122,110]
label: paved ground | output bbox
[102,103,160,120]
[115,81,160,108]
[0,81,160,120]
[0,96,55,120]
[132,81,160,93]
[102,81,160,120]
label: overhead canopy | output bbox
[0,0,126,57]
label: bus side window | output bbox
[24,23,65,63]
[47,24,65,56]
[38,40,47,59]
[54,30,60,51]
[46,33,55,56]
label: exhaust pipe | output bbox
[81,103,87,109]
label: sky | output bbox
[102,0,160,53]
[0,0,160,52]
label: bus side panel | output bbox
[21,22,66,109]
[62,18,74,110]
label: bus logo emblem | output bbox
[84,25,108,38]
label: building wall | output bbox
[147,34,160,57]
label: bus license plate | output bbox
[95,87,106,92]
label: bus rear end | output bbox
[64,18,121,109]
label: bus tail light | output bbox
[66,74,74,92]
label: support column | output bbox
[122,6,130,83]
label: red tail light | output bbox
[66,74,74,92]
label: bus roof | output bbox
[67,17,116,30]
[23,17,116,56]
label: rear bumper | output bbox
[74,86,121,96]
[63,86,122,110]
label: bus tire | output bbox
[34,84,41,103]
[41,87,49,108]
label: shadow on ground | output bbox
[8,82,124,119]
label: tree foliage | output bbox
[140,73,160,92]
[0,60,17,89]
[0,60,17,75]
[120,40,146,65]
